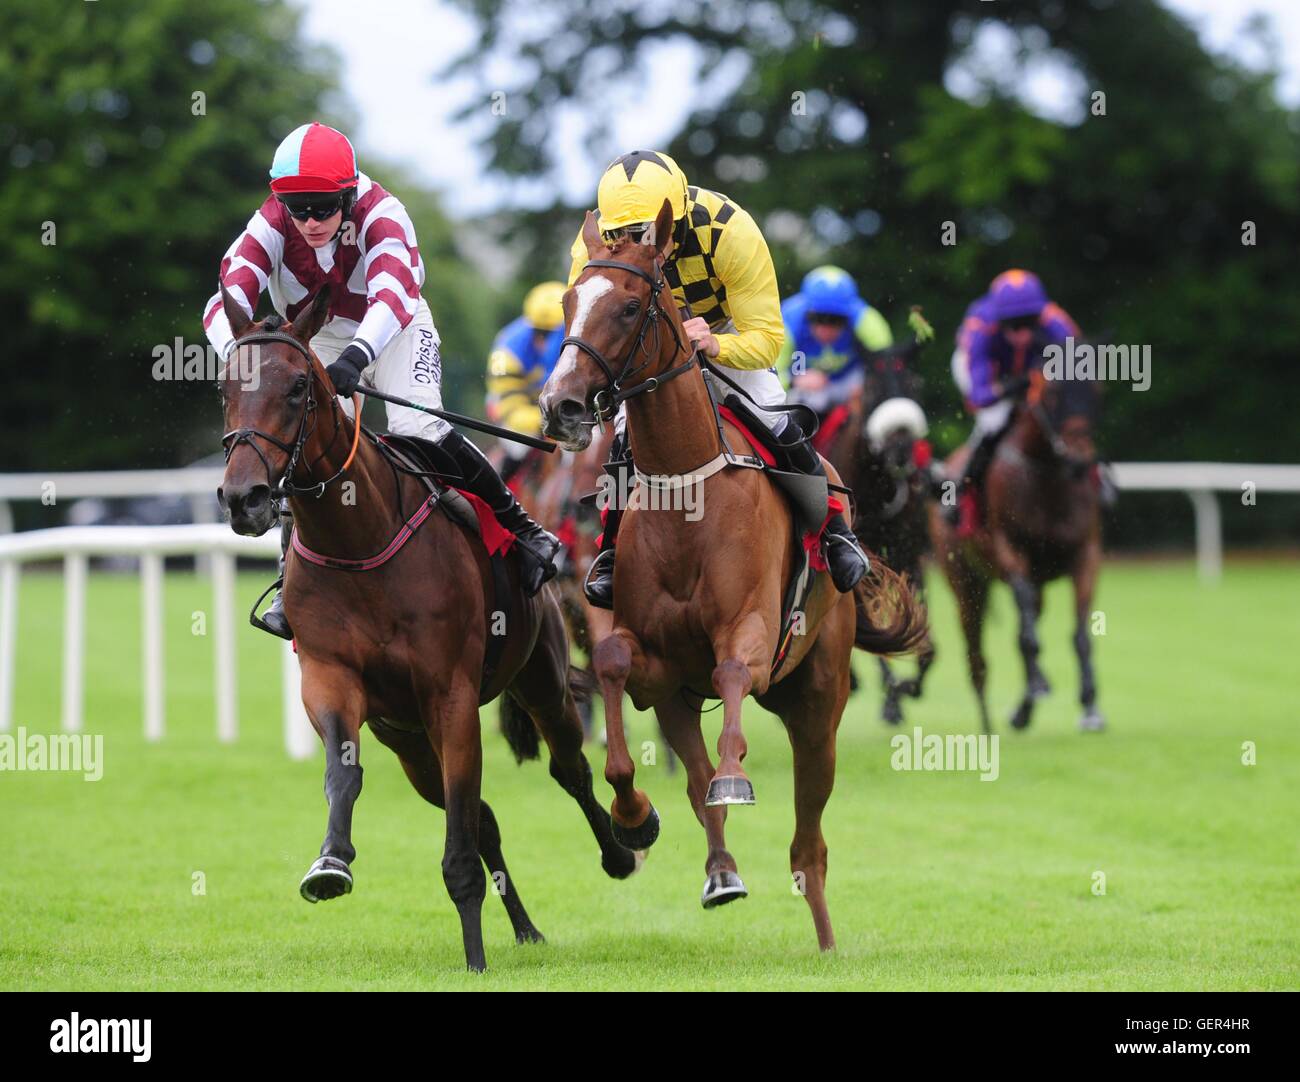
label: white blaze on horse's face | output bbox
[551,274,613,388]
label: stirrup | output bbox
[249,577,293,639]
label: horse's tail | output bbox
[567,663,598,706]
[499,692,540,764]
[853,558,930,657]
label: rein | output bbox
[221,330,360,499]
[560,256,696,426]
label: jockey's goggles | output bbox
[278,193,346,221]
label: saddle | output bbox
[368,431,517,699]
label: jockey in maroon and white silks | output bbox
[207,123,558,639]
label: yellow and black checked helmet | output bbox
[522,281,566,331]
[596,150,689,237]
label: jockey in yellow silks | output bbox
[564,150,870,608]
[486,281,566,484]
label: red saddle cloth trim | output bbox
[452,487,515,558]
[803,495,844,573]
[716,405,777,466]
[812,404,849,456]
[957,488,980,539]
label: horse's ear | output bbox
[650,198,674,259]
[293,285,331,343]
[221,286,252,339]
[581,210,602,255]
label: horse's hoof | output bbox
[1079,710,1106,732]
[611,805,660,850]
[881,698,904,726]
[515,926,546,945]
[299,856,353,903]
[1009,702,1033,730]
[705,775,755,807]
[1029,675,1051,699]
[601,842,641,880]
[701,870,749,909]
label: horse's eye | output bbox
[289,374,308,398]
[622,299,640,318]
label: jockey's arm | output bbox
[709,207,784,371]
[965,332,1002,409]
[486,346,542,436]
[351,197,425,362]
[202,203,283,359]
[854,305,893,353]
[776,324,797,386]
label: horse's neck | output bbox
[624,364,722,476]
[288,419,401,557]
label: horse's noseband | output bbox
[561,257,696,425]
[221,330,347,499]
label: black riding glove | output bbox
[325,343,370,397]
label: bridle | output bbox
[560,256,697,426]
[221,330,352,500]
[1023,385,1096,475]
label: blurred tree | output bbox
[0,0,495,476]
[447,0,1300,543]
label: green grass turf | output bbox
[0,558,1296,990]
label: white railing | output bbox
[0,524,316,760]
[1110,462,1300,581]
[0,467,225,534]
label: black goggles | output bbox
[808,312,848,327]
[277,194,345,222]
[1002,315,1038,332]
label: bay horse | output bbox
[215,286,637,972]
[814,339,936,725]
[930,370,1104,734]
[538,203,926,950]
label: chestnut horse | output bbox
[216,287,636,972]
[539,204,926,950]
[930,371,1104,734]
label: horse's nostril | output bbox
[216,487,227,511]
[557,398,586,424]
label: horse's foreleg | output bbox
[434,680,489,972]
[654,694,745,908]
[299,665,365,903]
[1009,573,1049,730]
[707,656,756,807]
[592,631,659,850]
[878,657,903,725]
[1073,539,1105,732]
[954,572,992,734]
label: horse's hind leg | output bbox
[298,663,365,903]
[767,608,853,952]
[654,694,746,908]
[430,678,490,971]
[369,720,544,944]
[1072,538,1105,732]
[953,570,992,734]
[510,599,641,876]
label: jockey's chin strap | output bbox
[221,330,351,500]
[560,257,696,426]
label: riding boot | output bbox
[439,429,559,596]
[582,430,630,610]
[775,420,870,593]
[258,510,294,640]
[943,428,1001,526]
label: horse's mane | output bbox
[262,314,288,332]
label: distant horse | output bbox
[539,203,926,950]
[216,286,636,972]
[814,339,936,725]
[930,371,1104,733]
